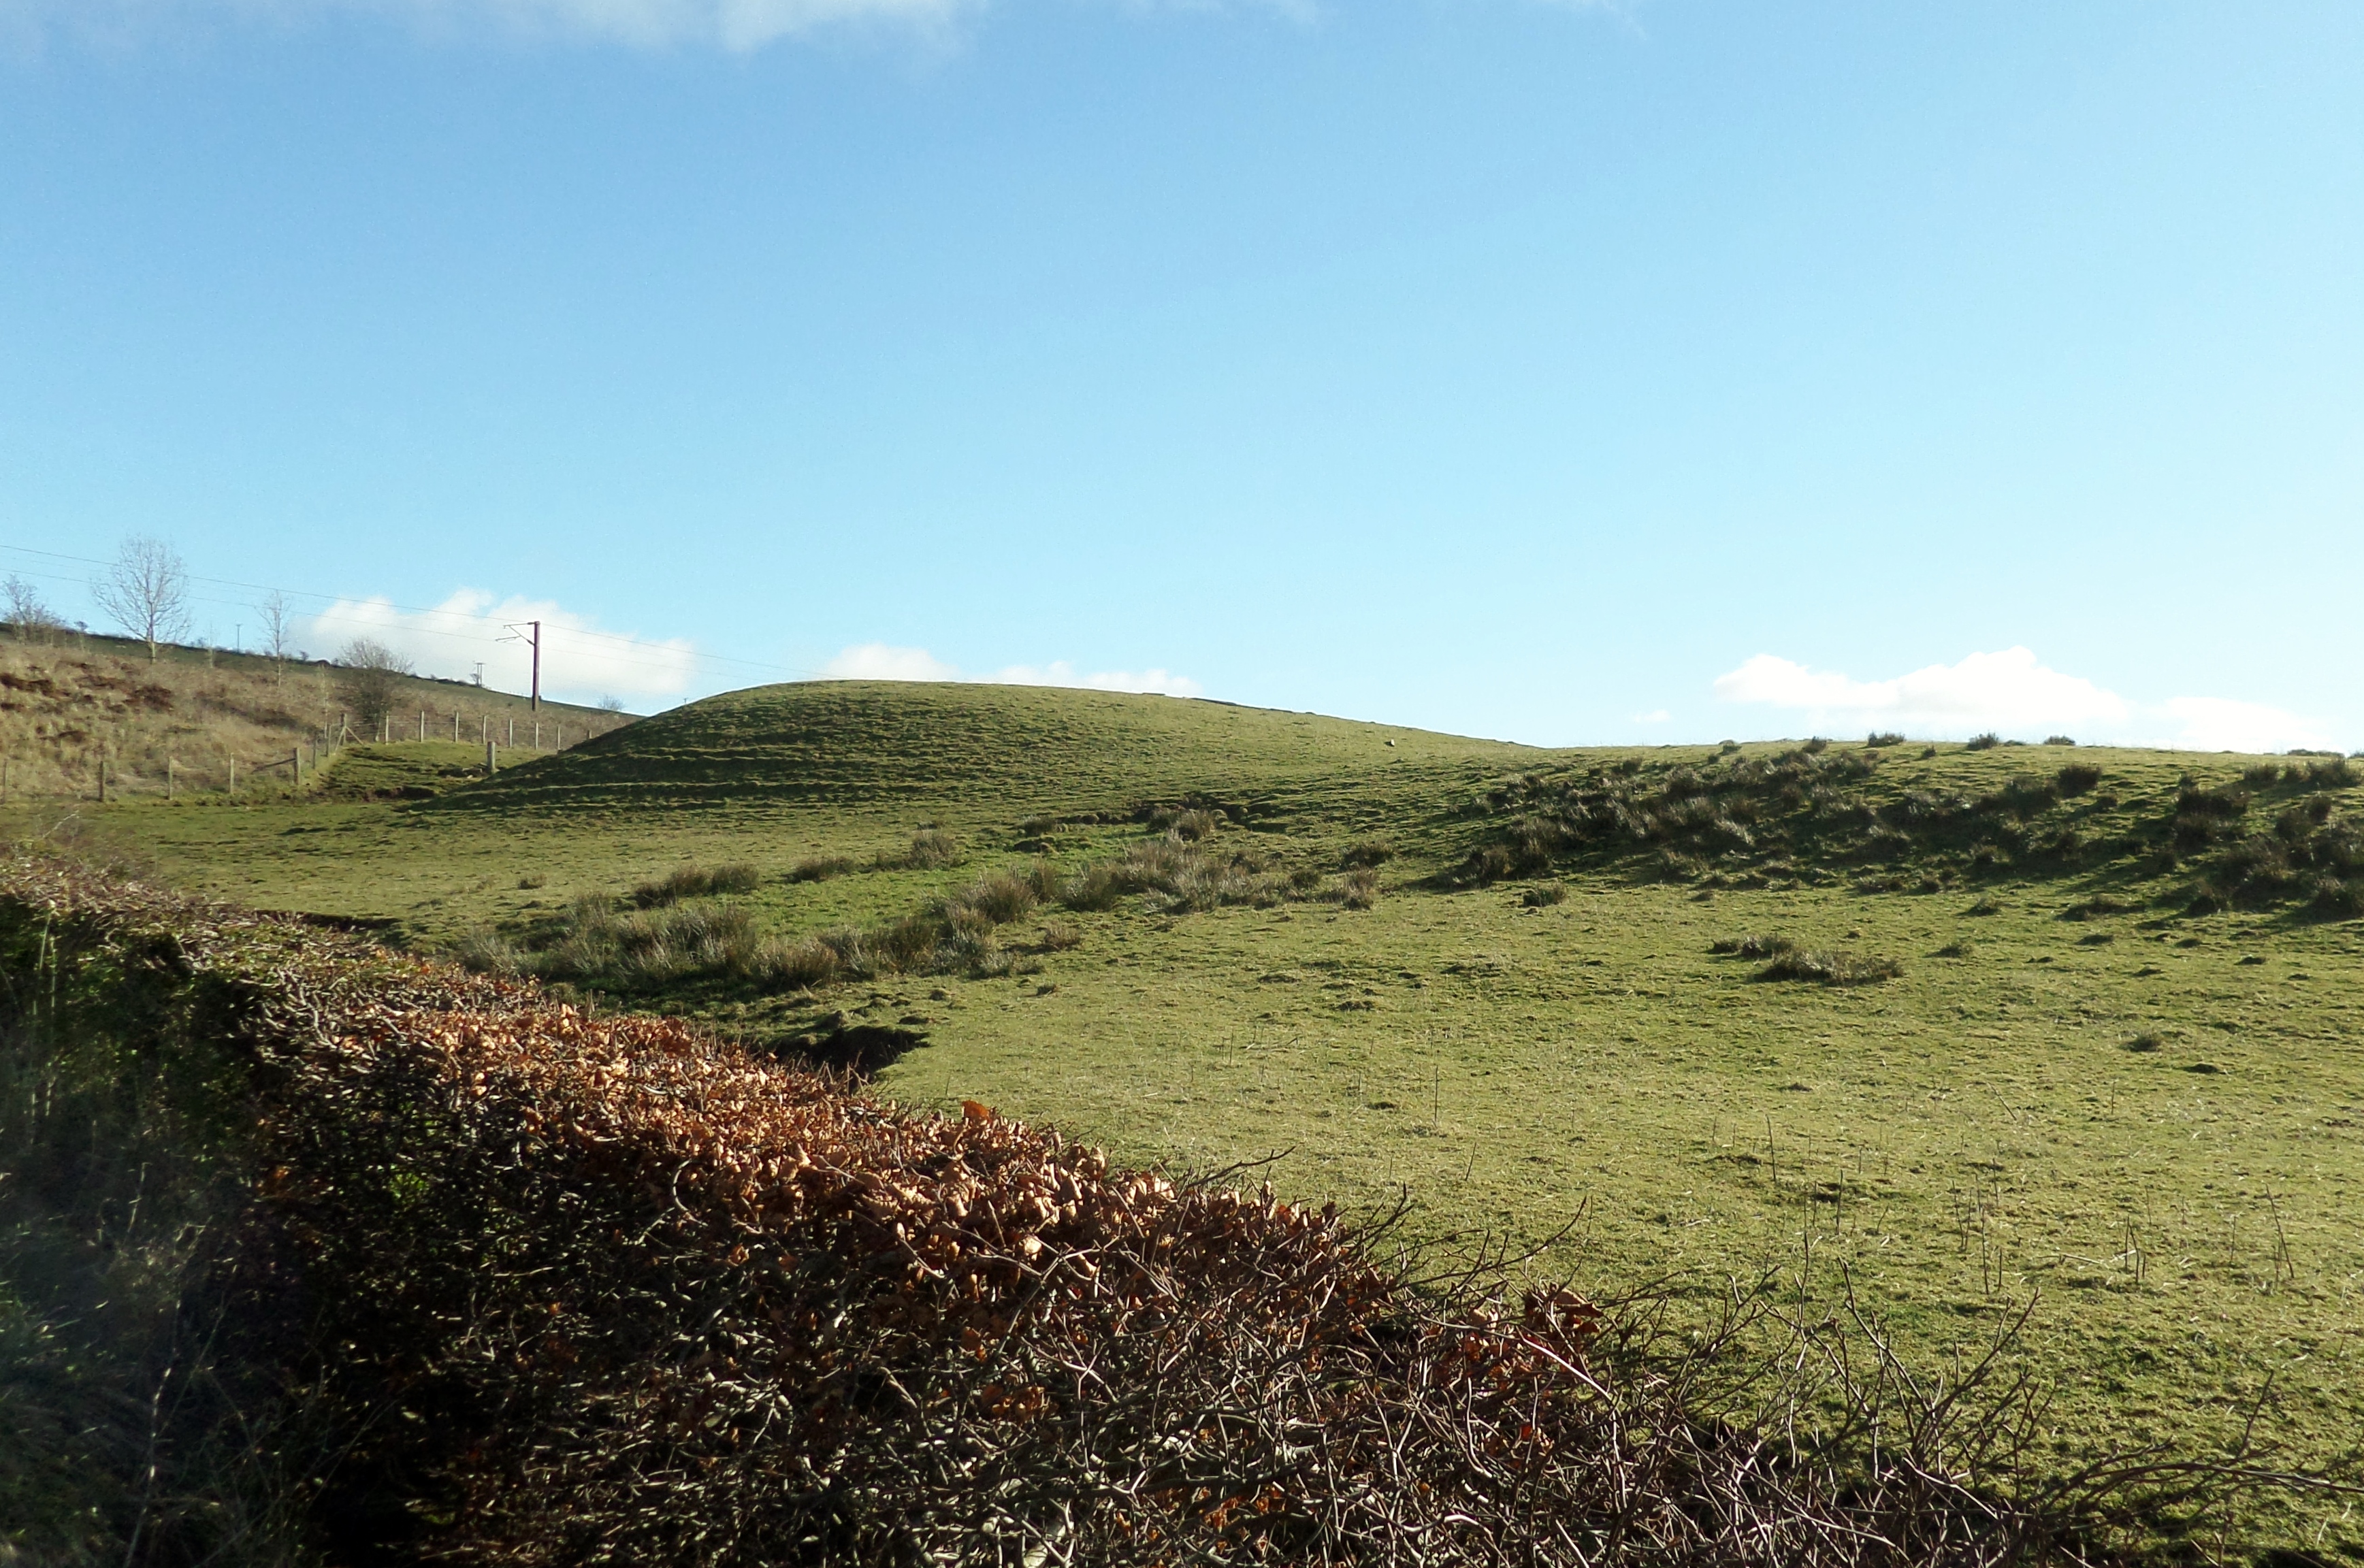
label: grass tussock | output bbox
[785,855,859,883]
[1710,934,1798,959]
[903,827,962,868]
[1755,950,1906,986]
[632,861,760,906]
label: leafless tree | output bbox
[335,637,413,734]
[257,589,299,679]
[3,575,65,644]
[91,536,192,663]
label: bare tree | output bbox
[91,537,192,663]
[2,576,65,644]
[257,590,299,679]
[335,637,413,735]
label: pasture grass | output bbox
[14,680,2364,1554]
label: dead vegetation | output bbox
[0,634,624,800]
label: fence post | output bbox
[486,738,497,775]
[292,747,302,783]
[229,757,238,794]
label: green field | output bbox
[23,680,2364,1552]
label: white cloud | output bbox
[0,0,972,50]
[820,642,962,682]
[2162,697,2338,755]
[820,642,1203,698]
[308,589,697,702]
[1713,647,2128,738]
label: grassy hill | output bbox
[435,678,1532,815]
[14,679,2364,1554]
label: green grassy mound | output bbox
[430,680,1531,813]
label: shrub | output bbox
[1801,737,1829,754]
[2044,735,2077,747]
[1865,732,1905,748]
[332,637,412,734]
[1755,950,1905,985]
[1709,934,1796,959]
[2126,1032,2165,1053]
[1332,867,1380,911]
[633,862,760,906]
[1035,919,1082,951]
[1058,862,1128,912]
[2243,764,2282,787]
[1521,883,1566,907]
[949,870,1038,926]
[2056,764,2103,797]
[1340,840,1393,869]
[2310,877,2364,919]
[455,926,521,973]
[1964,733,2001,751]
[2302,756,2357,789]
[903,829,962,869]
[751,935,843,990]
[786,855,859,883]
[1168,808,1223,843]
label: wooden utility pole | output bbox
[504,619,543,710]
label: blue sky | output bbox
[3,0,2359,749]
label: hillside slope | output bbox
[0,629,626,800]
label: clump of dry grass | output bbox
[1755,949,1905,985]
[902,828,962,868]
[631,862,759,906]
[1711,934,1798,959]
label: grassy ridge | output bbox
[16,681,2364,1555]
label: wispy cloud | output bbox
[821,642,1203,697]
[1,0,974,51]
[1711,647,2350,753]
[308,588,697,702]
